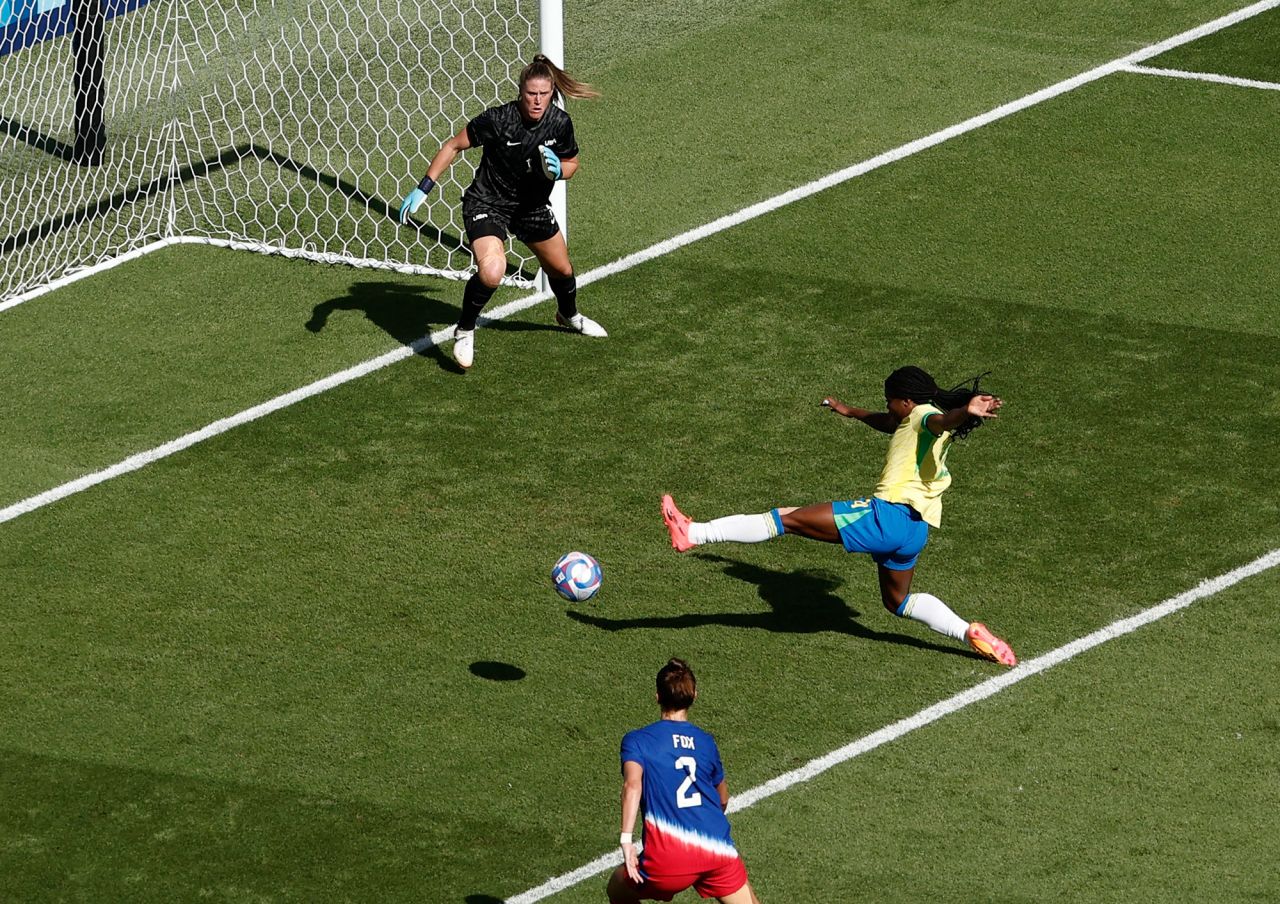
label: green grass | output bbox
[2,2,1279,902]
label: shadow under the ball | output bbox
[468,661,528,681]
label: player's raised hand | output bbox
[820,397,849,416]
[538,145,561,180]
[967,394,1003,418]
[398,176,435,224]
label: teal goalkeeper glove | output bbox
[398,176,435,223]
[538,146,561,181]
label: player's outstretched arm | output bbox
[927,393,1003,433]
[822,397,898,434]
[398,125,472,223]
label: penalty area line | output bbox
[1,0,1277,527]
[505,547,1280,904]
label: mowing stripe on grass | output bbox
[505,546,1280,904]
[1120,63,1280,92]
[2,0,1277,527]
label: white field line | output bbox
[506,547,1280,904]
[1120,62,1280,92]
[1,0,1277,529]
[0,236,524,315]
[0,237,182,314]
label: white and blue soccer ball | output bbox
[552,551,602,602]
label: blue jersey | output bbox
[620,720,739,871]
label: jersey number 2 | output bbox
[674,756,702,809]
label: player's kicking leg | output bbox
[661,495,841,552]
[878,565,1017,666]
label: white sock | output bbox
[897,592,969,641]
[689,512,780,545]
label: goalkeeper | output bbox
[399,54,603,369]
[661,366,1018,667]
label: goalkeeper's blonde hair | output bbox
[519,54,601,100]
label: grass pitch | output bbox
[2,2,1278,902]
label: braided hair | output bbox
[883,366,993,440]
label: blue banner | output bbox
[1,0,153,58]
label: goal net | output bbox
[1,0,547,307]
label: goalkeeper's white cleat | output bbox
[452,327,475,369]
[555,311,608,338]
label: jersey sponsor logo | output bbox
[505,140,521,146]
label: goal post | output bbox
[1,0,571,308]
[539,0,566,237]
[71,0,106,166]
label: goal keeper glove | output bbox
[398,175,435,223]
[538,146,561,181]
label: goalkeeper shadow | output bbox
[307,279,566,369]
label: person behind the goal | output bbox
[399,54,604,369]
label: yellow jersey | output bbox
[873,403,954,528]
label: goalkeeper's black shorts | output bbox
[462,196,560,246]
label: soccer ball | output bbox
[551,551,602,602]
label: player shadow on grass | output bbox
[305,280,559,373]
[567,554,974,661]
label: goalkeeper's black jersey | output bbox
[464,101,579,209]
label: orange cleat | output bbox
[661,494,695,552]
[966,622,1017,667]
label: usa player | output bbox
[398,54,605,369]
[607,658,762,904]
[661,366,1017,667]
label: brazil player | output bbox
[607,659,762,904]
[661,366,1017,667]
[398,54,604,369]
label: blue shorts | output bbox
[830,497,928,571]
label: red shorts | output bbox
[633,857,749,901]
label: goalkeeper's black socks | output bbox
[548,274,577,319]
[458,275,498,331]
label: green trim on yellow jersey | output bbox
[873,403,953,528]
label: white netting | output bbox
[1,0,541,305]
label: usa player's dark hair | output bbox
[519,54,601,100]
[657,658,697,712]
[884,366,994,440]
